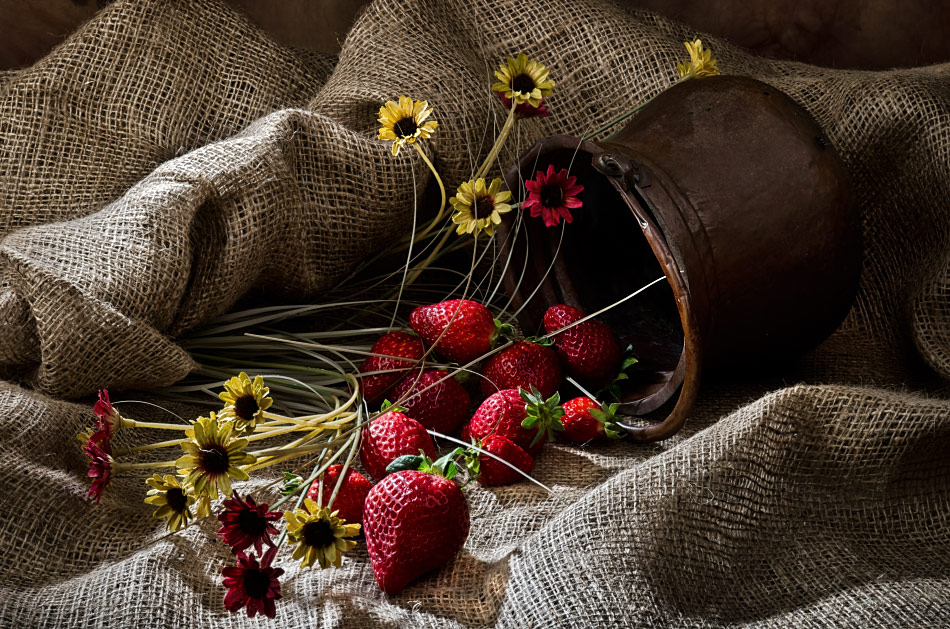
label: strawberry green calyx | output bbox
[590,402,625,440]
[490,319,515,348]
[519,385,564,447]
[281,471,304,496]
[523,335,554,348]
[379,400,408,414]
[385,448,468,482]
[602,350,639,400]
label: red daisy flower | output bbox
[222,547,284,619]
[83,441,113,503]
[217,493,281,555]
[90,389,121,447]
[498,93,550,119]
[523,164,584,227]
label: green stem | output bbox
[401,143,447,246]
[124,419,189,431]
[475,106,517,180]
[272,429,361,547]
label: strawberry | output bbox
[542,304,621,387]
[360,410,437,481]
[480,340,562,399]
[358,331,425,405]
[476,434,534,486]
[560,397,624,443]
[363,469,470,595]
[467,387,563,456]
[409,299,498,364]
[306,464,372,525]
[391,369,471,436]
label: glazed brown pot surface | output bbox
[499,75,861,442]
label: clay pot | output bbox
[498,75,861,442]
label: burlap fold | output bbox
[0,0,948,626]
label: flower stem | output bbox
[272,429,361,547]
[400,144,447,246]
[403,227,454,287]
[475,106,517,180]
[124,419,189,431]
[118,460,178,471]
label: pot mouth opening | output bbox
[503,144,686,413]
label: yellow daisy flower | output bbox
[218,372,273,434]
[176,412,256,501]
[144,474,196,532]
[378,96,438,156]
[677,39,720,79]
[492,53,555,108]
[284,500,360,570]
[450,177,512,237]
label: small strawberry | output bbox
[480,340,562,399]
[363,454,470,595]
[476,434,535,486]
[467,387,563,456]
[358,331,425,405]
[360,410,437,481]
[306,464,373,525]
[409,299,500,364]
[560,397,624,443]
[543,304,621,388]
[391,369,471,436]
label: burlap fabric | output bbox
[0,0,948,626]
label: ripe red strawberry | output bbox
[360,411,437,481]
[409,299,497,364]
[391,369,471,436]
[543,304,621,387]
[363,469,470,595]
[306,464,372,525]
[467,387,563,456]
[480,340,562,399]
[560,397,624,443]
[476,434,534,486]
[358,331,425,405]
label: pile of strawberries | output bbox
[320,299,630,595]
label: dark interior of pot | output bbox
[511,146,686,413]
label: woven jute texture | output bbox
[0,0,949,626]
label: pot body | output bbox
[499,75,861,442]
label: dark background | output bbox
[2,0,949,71]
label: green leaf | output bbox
[524,335,554,347]
[620,355,639,371]
[281,472,303,496]
[443,460,459,481]
[522,416,539,429]
[386,455,424,473]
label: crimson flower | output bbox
[83,441,113,503]
[498,93,550,119]
[523,164,584,227]
[91,389,121,447]
[222,547,284,619]
[217,493,281,555]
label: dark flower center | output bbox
[539,184,564,208]
[473,196,495,219]
[511,73,536,94]
[166,487,188,513]
[198,444,231,475]
[238,509,267,536]
[303,520,336,549]
[393,116,418,138]
[233,394,259,422]
[242,568,271,599]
